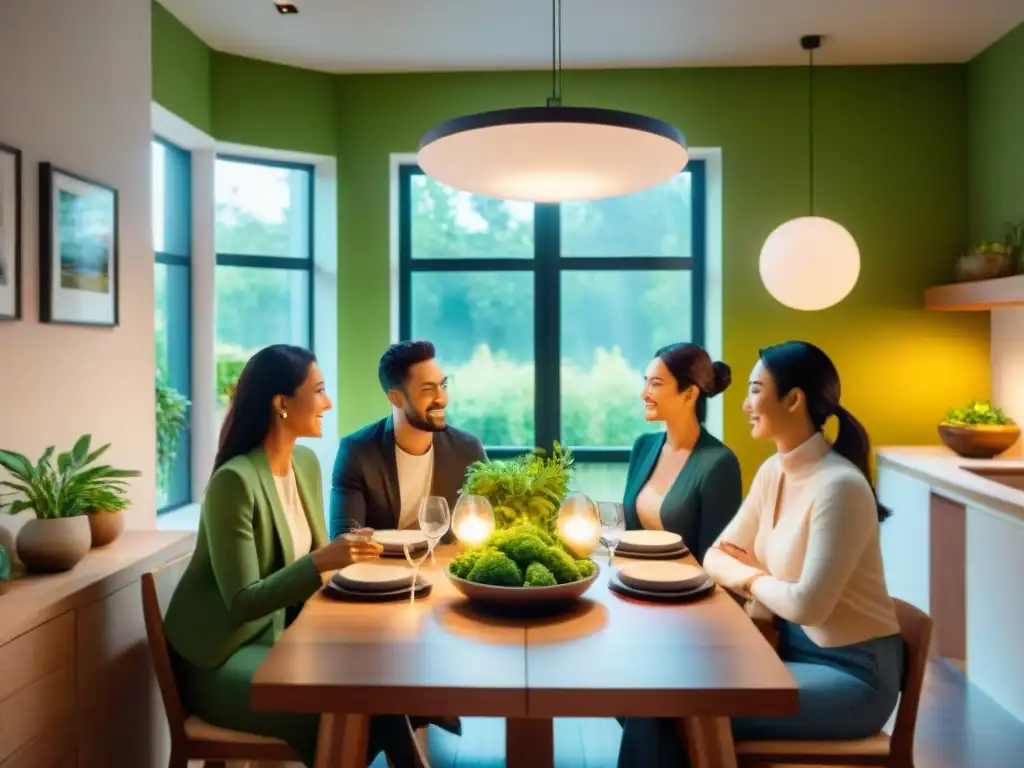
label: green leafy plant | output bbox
[943,400,1016,427]
[461,443,574,534]
[156,384,190,494]
[971,241,1013,256]
[0,435,140,519]
[450,444,597,587]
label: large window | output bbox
[214,157,314,417]
[152,138,192,511]
[398,163,706,502]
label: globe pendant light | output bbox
[417,0,688,203]
[759,35,860,311]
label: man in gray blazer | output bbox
[329,340,487,539]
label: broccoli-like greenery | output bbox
[449,444,598,588]
[524,561,557,587]
[467,550,523,586]
[449,549,483,579]
[450,521,597,587]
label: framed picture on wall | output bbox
[39,163,119,327]
[0,141,22,321]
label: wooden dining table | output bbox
[251,546,798,768]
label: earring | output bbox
[278,411,288,420]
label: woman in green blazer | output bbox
[622,343,743,564]
[163,344,403,767]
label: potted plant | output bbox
[156,384,190,507]
[0,435,139,570]
[955,241,1014,282]
[939,400,1020,459]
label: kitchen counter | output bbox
[877,446,1024,524]
[876,446,1024,725]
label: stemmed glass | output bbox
[403,496,451,600]
[419,495,451,564]
[598,501,626,568]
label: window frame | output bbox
[397,161,706,463]
[214,153,317,351]
[153,136,193,513]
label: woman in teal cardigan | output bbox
[623,343,743,564]
[163,344,408,767]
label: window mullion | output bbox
[534,203,560,451]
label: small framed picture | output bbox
[0,141,22,321]
[39,163,119,327]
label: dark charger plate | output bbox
[608,570,716,603]
[323,574,433,602]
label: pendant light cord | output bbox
[548,0,563,107]
[808,43,814,215]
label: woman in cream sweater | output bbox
[618,341,904,766]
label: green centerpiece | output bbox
[447,444,598,589]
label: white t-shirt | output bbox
[703,433,900,648]
[396,443,434,530]
[273,469,312,561]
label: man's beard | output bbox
[405,405,446,432]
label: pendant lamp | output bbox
[759,35,860,311]
[417,0,688,203]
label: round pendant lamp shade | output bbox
[758,216,861,311]
[417,106,689,202]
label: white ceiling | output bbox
[158,0,1024,73]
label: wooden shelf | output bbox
[924,273,1024,311]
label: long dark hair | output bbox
[655,342,732,423]
[759,341,890,522]
[213,344,317,472]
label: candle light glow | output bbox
[454,513,493,547]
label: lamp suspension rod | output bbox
[801,34,821,216]
[548,0,563,107]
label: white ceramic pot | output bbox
[16,516,92,572]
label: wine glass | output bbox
[418,495,451,565]
[598,501,626,568]
[556,493,601,558]
[451,494,495,548]
[403,541,430,603]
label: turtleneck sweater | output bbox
[703,433,899,648]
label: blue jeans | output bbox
[618,621,906,767]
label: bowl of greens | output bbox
[446,444,600,608]
[939,400,1020,458]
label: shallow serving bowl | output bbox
[446,569,599,607]
[938,423,1020,459]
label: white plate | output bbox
[334,563,415,592]
[373,529,428,549]
[617,530,683,552]
[617,561,707,593]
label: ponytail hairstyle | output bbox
[655,342,732,423]
[213,344,317,473]
[758,341,891,522]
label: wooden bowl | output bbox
[938,423,1020,459]
[446,569,599,609]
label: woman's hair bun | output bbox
[709,361,732,396]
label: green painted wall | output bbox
[150,6,993,483]
[211,52,337,155]
[968,22,1024,243]
[151,1,212,134]
[334,67,988,479]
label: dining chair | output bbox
[734,598,933,768]
[141,555,302,768]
